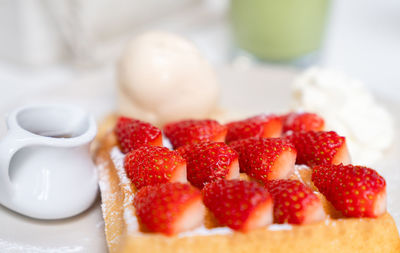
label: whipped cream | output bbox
[292,67,395,165]
[117,31,220,126]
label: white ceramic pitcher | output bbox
[0,104,98,219]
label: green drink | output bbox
[230,0,331,62]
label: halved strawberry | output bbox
[312,164,387,218]
[163,119,227,149]
[287,131,351,166]
[124,145,187,189]
[225,114,283,143]
[181,142,240,189]
[134,182,204,235]
[202,179,273,232]
[229,137,296,182]
[115,116,162,153]
[266,179,325,224]
[282,112,325,133]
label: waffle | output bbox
[93,115,400,253]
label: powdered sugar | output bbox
[268,224,293,231]
[180,223,293,237]
[97,160,123,247]
[110,148,139,234]
[97,163,113,233]
[178,226,232,237]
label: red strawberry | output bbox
[287,131,351,166]
[282,112,325,133]
[115,116,162,153]
[312,164,386,218]
[124,145,187,189]
[163,119,227,149]
[225,114,282,143]
[181,142,240,189]
[202,180,273,232]
[229,137,296,182]
[175,144,193,158]
[266,179,325,224]
[134,182,204,235]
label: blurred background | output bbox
[0,0,399,110]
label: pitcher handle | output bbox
[0,130,33,205]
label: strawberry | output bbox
[229,137,296,182]
[286,131,351,166]
[202,179,273,232]
[225,114,282,143]
[175,144,193,158]
[115,116,162,153]
[312,164,387,218]
[266,179,325,224]
[134,182,204,235]
[124,145,187,189]
[180,142,240,189]
[163,119,227,149]
[282,112,325,133]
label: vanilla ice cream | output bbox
[292,67,394,165]
[117,31,220,126]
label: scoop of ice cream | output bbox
[117,31,220,126]
[292,67,394,165]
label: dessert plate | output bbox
[0,66,398,252]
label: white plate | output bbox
[0,66,398,252]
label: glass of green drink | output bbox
[230,0,331,63]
